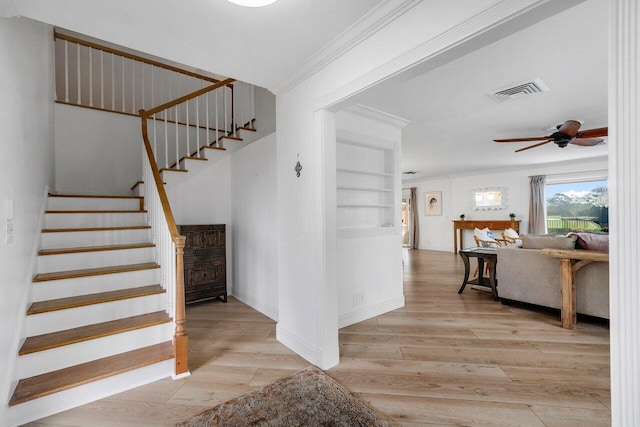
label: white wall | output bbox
[54,105,141,195]
[406,158,609,252]
[0,17,54,419]
[230,132,278,320]
[165,156,233,294]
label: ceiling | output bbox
[11,0,382,90]
[351,0,608,181]
[13,0,608,181]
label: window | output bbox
[545,179,608,234]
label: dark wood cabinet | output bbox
[178,224,227,304]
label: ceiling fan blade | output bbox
[515,140,552,152]
[494,137,549,143]
[576,127,608,139]
[570,137,606,147]
[556,120,582,137]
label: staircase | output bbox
[8,193,175,425]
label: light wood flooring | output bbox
[28,249,610,426]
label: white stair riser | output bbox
[203,149,227,162]
[26,294,166,336]
[160,170,188,187]
[17,322,173,378]
[32,268,161,301]
[179,158,209,174]
[7,359,174,427]
[45,212,147,229]
[48,197,141,211]
[41,228,151,249]
[37,247,156,274]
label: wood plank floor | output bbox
[27,249,610,426]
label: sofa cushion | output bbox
[520,234,577,250]
[568,232,609,252]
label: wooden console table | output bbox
[541,248,609,329]
[452,219,520,254]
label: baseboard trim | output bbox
[231,289,278,322]
[338,295,405,329]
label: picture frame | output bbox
[424,191,442,216]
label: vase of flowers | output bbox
[509,213,516,219]
[459,214,465,220]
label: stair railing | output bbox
[54,31,221,117]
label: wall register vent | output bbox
[490,78,549,103]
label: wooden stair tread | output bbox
[45,210,146,214]
[39,243,155,256]
[169,156,207,169]
[160,168,189,173]
[42,225,150,233]
[49,193,142,200]
[9,342,173,406]
[27,285,165,314]
[203,145,226,151]
[219,135,243,141]
[238,126,256,132]
[130,180,144,191]
[20,311,171,355]
[33,262,160,282]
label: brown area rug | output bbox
[176,366,397,426]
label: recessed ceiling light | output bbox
[226,0,278,7]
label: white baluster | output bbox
[175,105,179,169]
[132,59,136,113]
[239,81,244,130]
[196,91,200,154]
[205,91,210,151]
[251,84,255,128]
[111,53,115,111]
[232,84,237,136]
[224,86,228,136]
[64,40,69,103]
[121,56,125,113]
[164,112,169,169]
[215,89,219,146]
[151,65,154,108]
[186,99,190,160]
[153,114,157,161]
[141,63,145,111]
[77,43,81,105]
[88,47,93,107]
[100,50,104,109]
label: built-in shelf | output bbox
[337,204,394,208]
[337,186,394,192]
[337,168,392,177]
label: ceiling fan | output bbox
[494,120,608,152]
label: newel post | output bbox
[173,235,189,376]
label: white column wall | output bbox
[230,132,278,320]
[609,0,640,424]
[0,17,54,420]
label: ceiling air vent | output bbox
[490,78,549,103]
[403,171,417,175]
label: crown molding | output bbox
[316,0,584,110]
[0,0,18,18]
[272,0,422,96]
[343,104,410,128]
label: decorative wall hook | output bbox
[295,161,302,177]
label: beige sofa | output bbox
[496,234,609,319]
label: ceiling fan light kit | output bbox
[494,120,607,153]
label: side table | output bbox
[458,247,499,301]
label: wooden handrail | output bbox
[55,31,220,84]
[139,109,188,375]
[145,78,235,116]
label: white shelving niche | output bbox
[336,134,399,236]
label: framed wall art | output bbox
[424,191,442,216]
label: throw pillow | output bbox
[520,234,577,250]
[474,227,498,248]
[567,232,609,252]
[504,228,520,239]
